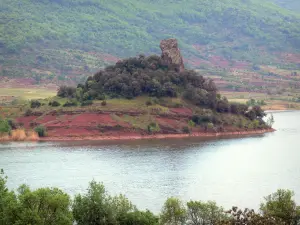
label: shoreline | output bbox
[264,109,299,113]
[39,128,275,142]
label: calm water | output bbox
[0,111,299,212]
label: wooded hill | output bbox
[270,0,300,12]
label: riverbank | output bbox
[39,128,275,142]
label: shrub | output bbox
[63,100,78,107]
[24,109,33,116]
[192,115,212,125]
[188,120,195,127]
[57,85,76,98]
[182,126,190,134]
[81,100,93,106]
[10,129,27,141]
[7,119,17,129]
[30,100,41,108]
[0,118,11,134]
[147,122,160,134]
[207,122,214,129]
[49,100,61,107]
[34,125,47,137]
[101,100,107,106]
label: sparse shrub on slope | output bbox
[34,125,47,137]
[30,100,41,108]
[0,118,11,134]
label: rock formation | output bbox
[160,38,185,72]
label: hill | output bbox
[0,39,273,141]
[269,0,300,12]
[1,0,300,85]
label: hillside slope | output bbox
[0,0,300,92]
[269,0,300,12]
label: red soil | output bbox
[170,107,193,116]
[12,109,276,142]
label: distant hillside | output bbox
[0,0,300,89]
[269,0,300,12]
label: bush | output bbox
[57,85,76,98]
[101,100,107,106]
[30,100,41,108]
[7,119,17,129]
[188,120,195,127]
[49,101,61,107]
[0,118,11,134]
[182,126,190,134]
[147,122,160,134]
[121,210,159,225]
[34,125,47,137]
[207,122,214,129]
[192,115,212,125]
[24,109,33,116]
[81,100,93,106]
[63,100,78,107]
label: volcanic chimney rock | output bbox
[160,38,185,72]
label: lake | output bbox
[0,111,299,212]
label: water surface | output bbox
[0,111,299,212]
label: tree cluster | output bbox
[71,55,217,101]
[1,170,300,225]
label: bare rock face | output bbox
[160,38,185,72]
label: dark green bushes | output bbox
[34,125,47,137]
[49,100,61,107]
[0,118,11,134]
[57,86,76,98]
[60,55,218,105]
[63,100,78,107]
[80,100,93,106]
[30,100,41,108]
[147,122,160,134]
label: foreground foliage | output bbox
[0,170,73,225]
[1,170,300,225]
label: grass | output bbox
[0,88,56,100]
[223,91,300,110]
[122,114,154,130]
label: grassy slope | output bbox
[269,0,300,12]
[1,0,300,108]
[1,0,300,68]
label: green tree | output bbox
[0,169,18,225]
[120,210,159,225]
[186,200,225,225]
[15,185,73,225]
[35,125,47,137]
[260,189,300,225]
[160,197,186,225]
[0,170,72,225]
[0,118,11,134]
[72,180,135,225]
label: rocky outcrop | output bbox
[160,38,185,72]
